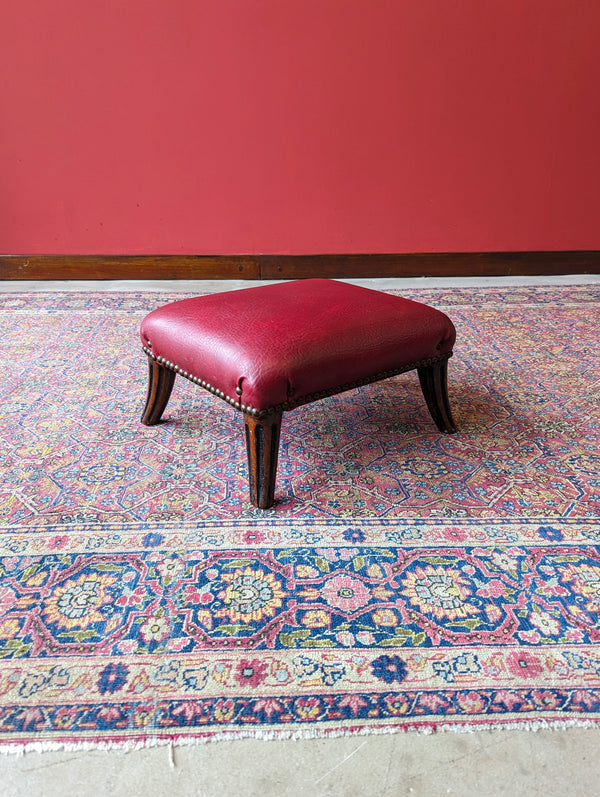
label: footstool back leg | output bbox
[244,411,282,509]
[141,357,176,426]
[417,359,457,434]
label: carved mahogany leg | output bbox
[140,357,176,426]
[417,359,457,433]
[244,411,282,509]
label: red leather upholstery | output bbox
[140,279,455,413]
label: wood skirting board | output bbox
[0,252,598,281]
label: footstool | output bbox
[139,279,457,509]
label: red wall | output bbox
[1,0,599,255]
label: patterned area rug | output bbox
[0,284,599,750]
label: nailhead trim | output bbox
[142,346,452,418]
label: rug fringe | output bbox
[1,716,600,756]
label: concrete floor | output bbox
[3,726,600,797]
[1,272,599,293]
[2,274,600,797]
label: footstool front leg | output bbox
[141,357,176,426]
[417,359,457,434]
[244,411,282,509]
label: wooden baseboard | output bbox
[0,251,598,281]
[259,252,600,279]
[0,255,260,281]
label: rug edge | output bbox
[2,717,600,756]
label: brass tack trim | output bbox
[142,349,452,418]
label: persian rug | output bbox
[0,283,599,751]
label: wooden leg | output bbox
[417,359,457,433]
[140,357,176,426]
[244,411,282,509]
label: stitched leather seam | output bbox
[142,347,452,418]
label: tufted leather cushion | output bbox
[140,279,456,413]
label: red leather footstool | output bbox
[139,279,457,508]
